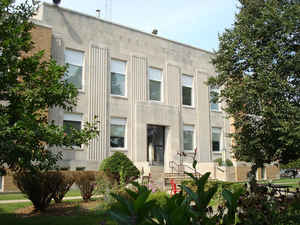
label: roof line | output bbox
[43,2,215,55]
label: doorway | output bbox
[147,125,165,166]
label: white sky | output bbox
[16,0,240,52]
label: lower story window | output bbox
[63,113,82,147]
[212,127,221,152]
[183,125,194,151]
[110,118,126,148]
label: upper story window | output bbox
[63,113,82,147]
[182,75,193,106]
[110,118,126,148]
[212,127,221,152]
[183,125,194,151]
[111,59,126,96]
[210,87,220,111]
[64,49,84,89]
[148,68,162,101]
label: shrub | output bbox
[214,158,223,166]
[214,158,233,167]
[99,152,140,184]
[74,171,97,202]
[237,187,300,224]
[96,170,118,203]
[53,171,75,203]
[225,159,233,167]
[184,179,246,206]
[13,171,64,211]
[147,191,169,208]
[108,173,244,225]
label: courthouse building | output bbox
[0,2,281,192]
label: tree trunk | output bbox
[247,164,258,193]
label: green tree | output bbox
[0,0,99,172]
[281,158,300,170]
[208,0,300,185]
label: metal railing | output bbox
[169,161,202,176]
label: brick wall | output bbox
[235,164,280,181]
[3,175,19,192]
[235,164,251,181]
[29,23,52,59]
[1,24,52,193]
[266,165,280,180]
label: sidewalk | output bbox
[0,195,101,204]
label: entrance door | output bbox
[147,125,165,166]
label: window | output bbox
[111,59,126,96]
[76,167,85,171]
[110,118,126,148]
[183,125,194,151]
[182,75,193,106]
[212,127,221,152]
[64,49,84,89]
[63,113,82,147]
[210,87,220,111]
[148,68,162,101]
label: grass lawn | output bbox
[271,177,300,185]
[0,189,81,201]
[0,198,115,225]
[259,177,300,188]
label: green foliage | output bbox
[214,158,223,166]
[281,158,300,169]
[99,152,140,184]
[108,172,243,225]
[74,171,97,202]
[147,191,169,208]
[208,0,300,180]
[225,159,233,167]
[109,182,157,225]
[13,170,64,211]
[53,171,75,203]
[237,186,300,225]
[0,0,99,172]
[214,158,234,167]
[96,171,119,204]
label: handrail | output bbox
[169,161,180,174]
[169,160,202,176]
[217,166,225,173]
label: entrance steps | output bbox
[146,166,200,192]
[148,166,164,191]
[163,173,198,192]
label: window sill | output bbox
[182,105,195,109]
[211,110,222,113]
[184,150,195,154]
[110,148,128,152]
[78,90,85,95]
[212,151,222,154]
[149,100,164,104]
[111,95,128,100]
[63,146,84,151]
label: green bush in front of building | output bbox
[99,152,140,184]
